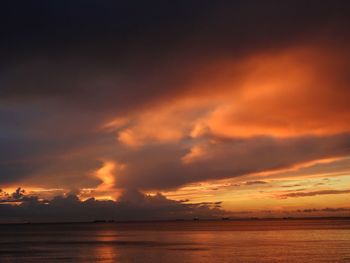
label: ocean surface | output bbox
[0,219,349,262]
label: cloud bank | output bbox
[0,188,226,222]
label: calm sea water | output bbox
[0,219,349,262]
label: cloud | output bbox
[229,181,268,187]
[201,47,350,138]
[0,188,227,223]
[244,181,268,186]
[282,184,302,188]
[277,189,350,199]
[298,207,350,213]
[115,134,350,190]
[0,0,350,200]
[1,1,349,114]
[1,188,349,221]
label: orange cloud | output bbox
[182,144,207,164]
[94,161,116,191]
[276,189,350,199]
[113,45,350,150]
[91,160,126,200]
[116,98,213,147]
[204,47,350,138]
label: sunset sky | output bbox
[1,1,350,221]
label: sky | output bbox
[0,0,350,222]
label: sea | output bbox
[0,218,349,262]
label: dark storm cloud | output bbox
[1,0,349,109]
[0,104,109,186]
[0,188,226,222]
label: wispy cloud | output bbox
[298,207,350,213]
[277,189,350,199]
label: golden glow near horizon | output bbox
[153,148,350,216]
[159,173,350,214]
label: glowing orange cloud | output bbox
[113,45,350,150]
[116,98,212,148]
[94,161,116,191]
[204,47,350,138]
[90,161,126,200]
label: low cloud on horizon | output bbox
[1,187,349,223]
[0,188,226,223]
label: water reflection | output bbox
[92,229,119,262]
[0,220,349,262]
